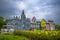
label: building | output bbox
[46,23,50,30]
[6,10,30,30]
[30,16,40,30]
[41,19,55,30]
[4,10,55,30]
[5,10,40,30]
[46,20,55,30]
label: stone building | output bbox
[30,16,40,30]
[46,20,55,30]
[4,10,55,30]
[6,10,31,30]
[46,23,50,30]
[41,19,55,30]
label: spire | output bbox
[21,10,26,21]
[22,10,24,15]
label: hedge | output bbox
[14,30,60,40]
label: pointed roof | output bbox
[21,10,26,20]
[32,16,36,21]
[41,19,46,22]
[48,20,53,22]
[21,10,25,16]
[22,10,24,15]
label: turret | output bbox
[32,16,36,23]
[21,10,26,21]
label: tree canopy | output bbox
[55,25,60,30]
[0,16,6,30]
[41,19,46,27]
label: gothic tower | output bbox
[21,10,26,21]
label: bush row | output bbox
[14,30,60,40]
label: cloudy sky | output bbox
[0,0,60,24]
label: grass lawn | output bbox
[0,34,29,40]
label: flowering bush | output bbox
[14,30,60,40]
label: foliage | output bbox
[55,25,60,30]
[14,30,60,40]
[0,16,9,30]
[36,21,42,30]
[0,16,6,30]
[41,19,46,28]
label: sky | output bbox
[0,0,60,24]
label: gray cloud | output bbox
[45,5,60,24]
[0,0,21,18]
[0,0,60,24]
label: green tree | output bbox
[37,21,42,30]
[55,25,60,30]
[0,16,6,30]
[41,19,46,27]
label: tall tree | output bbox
[0,16,6,30]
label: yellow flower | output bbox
[45,31,48,35]
[37,32,40,34]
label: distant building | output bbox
[1,25,14,33]
[41,19,55,30]
[4,10,55,30]
[46,23,50,30]
[30,16,40,30]
[46,20,55,30]
[6,10,30,30]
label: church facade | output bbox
[6,10,40,30]
[5,10,55,30]
[6,10,31,30]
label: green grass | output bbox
[0,34,29,40]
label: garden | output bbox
[14,30,60,40]
[0,30,60,40]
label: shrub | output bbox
[14,30,60,40]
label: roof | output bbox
[48,20,53,22]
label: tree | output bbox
[0,16,6,30]
[41,19,46,28]
[37,21,42,30]
[55,25,60,30]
